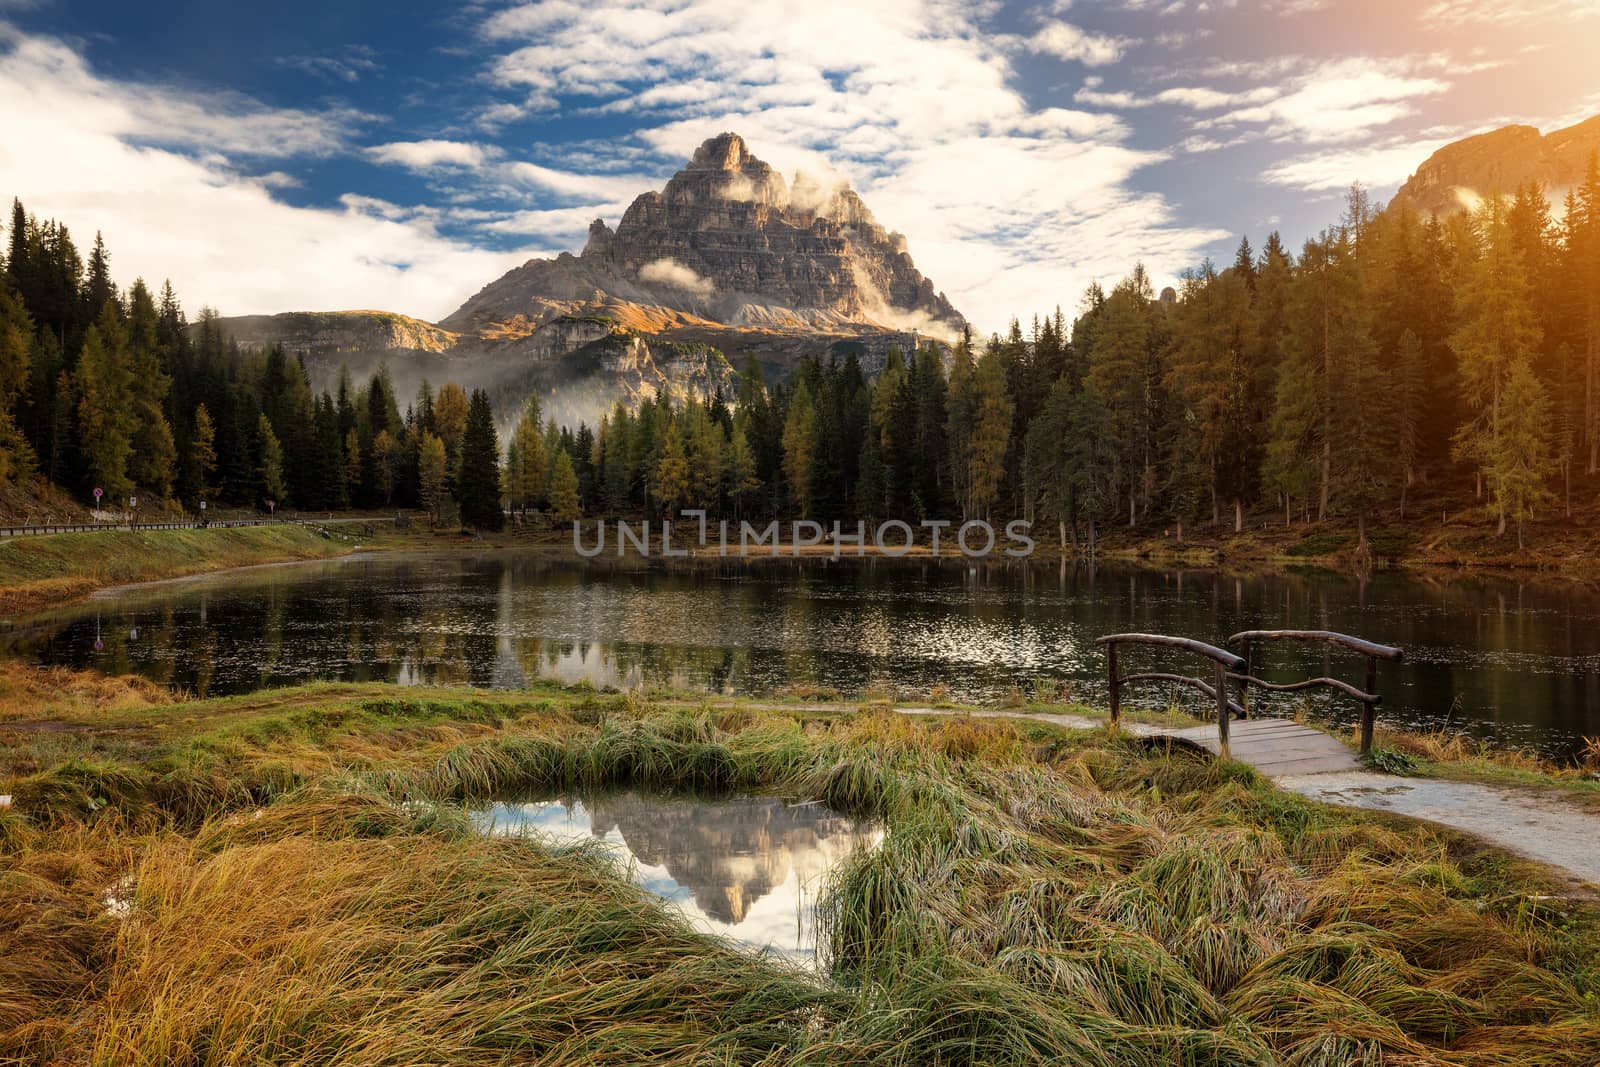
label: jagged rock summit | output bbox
[1392,115,1600,217]
[442,132,965,337]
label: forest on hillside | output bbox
[1,151,1597,547]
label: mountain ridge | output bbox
[211,132,964,426]
[1392,115,1600,217]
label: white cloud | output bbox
[366,139,498,170]
[0,24,536,320]
[1422,0,1600,24]
[1021,21,1133,66]
[0,23,360,158]
[638,257,716,298]
[1261,135,1454,191]
[1199,57,1451,143]
[473,0,1219,332]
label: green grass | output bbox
[0,524,358,615]
[4,678,1600,1065]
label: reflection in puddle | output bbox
[474,793,879,961]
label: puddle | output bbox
[473,792,880,962]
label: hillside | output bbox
[1392,115,1600,217]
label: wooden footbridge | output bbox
[1096,630,1404,775]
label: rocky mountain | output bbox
[1392,115,1600,217]
[211,133,965,427]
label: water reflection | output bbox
[2,552,1598,756]
[473,793,878,960]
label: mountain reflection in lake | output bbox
[473,793,878,960]
[3,550,1598,756]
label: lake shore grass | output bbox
[0,524,375,616]
[3,668,1599,1065]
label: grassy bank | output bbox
[0,524,368,616]
[3,672,1599,1065]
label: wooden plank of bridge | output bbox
[1152,718,1363,776]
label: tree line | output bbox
[3,153,1598,548]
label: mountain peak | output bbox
[444,133,965,337]
[689,132,752,171]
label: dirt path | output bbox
[691,701,1600,888]
[1276,771,1600,887]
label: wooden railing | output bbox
[1227,630,1403,755]
[1097,629,1404,757]
[1095,633,1248,754]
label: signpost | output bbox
[266,499,276,517]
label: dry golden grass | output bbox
[4,685,1600,1065]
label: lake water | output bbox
[473,792,878,961]
[2,550,1597,756]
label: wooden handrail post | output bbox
[1361,655,1378,755]
[1214,659,1230,758]
[1239,639,1252,719]
[1107,644,1120,730]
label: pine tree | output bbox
[125,280,176,496]
[686,402,725,509]
[1450,196,1542,535]
[1086,266,1165,525]
[652,418,690,515]
[966,346,1013,519]
[417,431,448,524]
[782,377,818,514]
[372,429,399,505]
[456,389,502,530]
[1491,360,1557,549]
[506,395,546,514]
[729,419,762,519]
[74,304,137,497]
[255,414,285,508]
[1576,151,1600,473]
[0,285,35,485]
[187,404,217,506]
[81,232,115,325]
[547,449,581,523]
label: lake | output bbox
[474,792,878,962]
[3,550,1597,757]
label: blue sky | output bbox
[2,0,1596,334]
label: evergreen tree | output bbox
[186,403,217,506]
[652,418,690,515]
[782,377,818,514]
[506,395,546,513]
[1490,360,1557,549]
[1450,196,1543,534]
[547,449,581,523]
[255,414,285,508]
[456,389,502,530]
[418,431,448,523]
[966,345,1013,519]
[74,303,137,497]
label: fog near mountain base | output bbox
[639,257,717,300]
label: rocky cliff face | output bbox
[214,311,460,356]
[210,133,965,427]
[442,132,965,338]
[1393,116,1600,217]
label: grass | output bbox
[3,668,1600,1065]
[0,524,362,616]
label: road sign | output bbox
[267,500,276,515]
[92,487,103,501]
